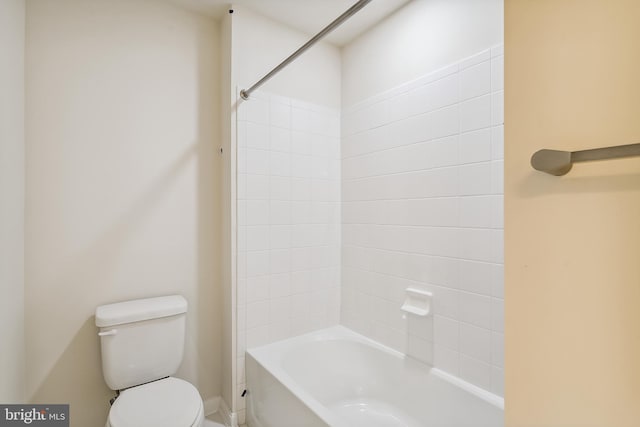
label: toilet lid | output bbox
[109,377,202,427]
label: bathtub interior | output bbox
[247,326,503,427]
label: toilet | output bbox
[95,295,204,427]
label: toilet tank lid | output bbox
[95,295,187,327]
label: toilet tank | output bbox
[95,295,188,390]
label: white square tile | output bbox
[459,323,491,363]
[491,91,504,126]
[491,366,504,397]
[491,195,504,229]
[458,260,493,296]
[492,298,504,333]
[237,148,247,174]
[270,126,290,152]
[407,335,433,364]
[246,275,269,303]
[434,315,459,350]
[491,55,504,92]
[269,273,291,298]
[237,120,247,148]
[459,162,492,196]
[460,61,491,100]
[491,125,504,160]
[459,196,492,228]
[246,251,269,277]
[459,354,492,391]
[269,249,291,274]
[246,149,269,175]
[269,320,292,342]
[431,286,459,319]
[246,200,269,226]
[237,356,246,384]
[291,247,313,271]
[458,228,494,263]
[291,154,313,178]
[459,292,492,329]
[269,296,292,323]
[492,332,504,368]
[246,301,269,329]
[246,122,269,150]
[434,345,459,376]
[291,178,312,201]
[270,225,292,249]
[491,264,504,298]
[460,95,491,132]
[459,128,492,164]
[246,226,269,251]
[246,325,270,348]
[269,176,291,200]
[291,270,313,294]
[270,151,291,177]
[269,200,292,225]
[290,292,311,319]
[492,229,504,263]
[246,174,269,200]
[291,107,311,132]
[291,130,312,154]
[491,160,504,194]
[409,74,459,115]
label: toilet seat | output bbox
[107,377,203,427]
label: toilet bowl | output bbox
[105,377,204,427]
[96,296,204,427]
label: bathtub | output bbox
[245,326,503,427]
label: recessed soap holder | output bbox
[400,288,432,316]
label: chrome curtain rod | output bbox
[239,0,373,100]
[531,143,640,175]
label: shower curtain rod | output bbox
[239,0,373,100]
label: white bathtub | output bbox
[246,326,503,427]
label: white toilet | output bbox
[95,295,204,427]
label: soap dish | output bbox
[400,288,433,316]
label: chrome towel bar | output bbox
[531,143,640,175]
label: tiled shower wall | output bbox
[236,92,341,410]
[341,45,505,396]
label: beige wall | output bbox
[25,0,221,425]
[0,0,25,403]
[506,1,640,425]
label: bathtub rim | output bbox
[246,325,504,426]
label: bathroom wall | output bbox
[506,0,640,425]
[341,47,504,395]
[342,0,503,108]
[0,0,26,404]
[231,6,342,109]
[340,0,504,395]
[25,0,221,425]
[228,7,342,423]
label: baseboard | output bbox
[217,398,239,427]
[203,396,221,417]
